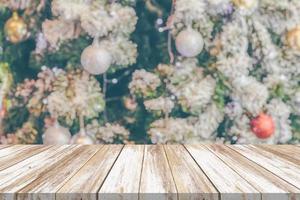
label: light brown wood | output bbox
[0,145,32,158]
[0,145,298,200]
[0,145,50,171]
[0,145,9,151]
[206,144,300,200]
[230,145,300,190]
[255,145,300,165]
[139,145,177,200]
[57,145,123,200]
[0,145,79,200]
[164,145,218,200]
[17,145,101,200]
[98,145,144,200]
[185,144,260,200]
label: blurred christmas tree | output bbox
[0,0,299,144]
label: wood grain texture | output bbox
[139,145,177,200]
[0,145,50,171]
[98,145,144,200]
[230,145,300,190]
[57,145,123,200]
[17,145,101,200]
[164,145,218,200]
[206,144,300,200]
[0,145,298,200]
[0,145,32,158]
[255,145,300,165]
[0,145,9,151]
[0,145,74,200]
[185,144,260,200]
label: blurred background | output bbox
[0,0,299,145]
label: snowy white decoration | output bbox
[129,69,161,97]
[193,103,224,139]
[149,118,194,144]
[80,3,137,38]
[144,97,174,115]
[231,76,268,115]
[46,69,105,125]
[169,75,216,114]
[52,0,92,21]
[266,99,293,143]
[86,120,130,143]
[232,0,258,16]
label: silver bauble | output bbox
[81,45,112,75]
[71,130,95,144]
[43,122,71,145]
[175,28,204,57]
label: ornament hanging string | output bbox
[159,0,176,64]
[162,0,176,127]
[103,72,108,122]
[78,113,86,136]
[167,0,176,64]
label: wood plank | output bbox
[99,145,144,200]
[17,145,101,200]
[164,145,218,200]
[0,145,31,158]
[0,145,9,151]
[230,145,300,190]
[0,145,80,200]
[185,144,260,200]
[0,145,51,171]
[139,145,177,200]
[57,145,123,200]
[0,145,297,199]
[255,145,300,165]
[206,144,300,200]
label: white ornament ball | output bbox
[81,45,112,75]
[175,29,204,57]
[71,132,95,144]
[43,123,71,145]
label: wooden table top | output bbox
[0,145,299,200]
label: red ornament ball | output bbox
[250,113,275,139]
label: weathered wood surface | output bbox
[0,145,298,200]
[139,145,177,200]
[98,145,144,200]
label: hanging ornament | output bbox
[71,129,95,144]
[81,44,112,75]
[286,26,300,51]
[43,120,71,145]
[232,0,258,9]
[175,28,204,57]
[4,12,28,44]
[71,114,95,144]
[250,113,275,139]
